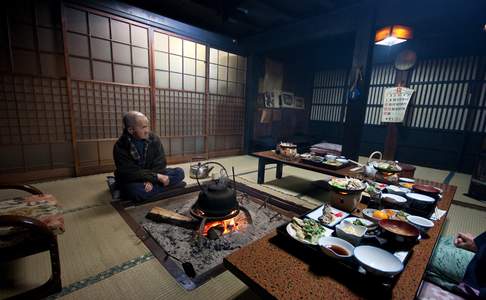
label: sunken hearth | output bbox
[144,192,287,275]
[115,184,305,290]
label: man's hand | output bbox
[454,232,478,252]
[144,181,153,192]
[157,174,170,186]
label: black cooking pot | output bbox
[192,162,238,218]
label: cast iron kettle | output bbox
[193,162,238,218]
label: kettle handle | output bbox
[191,156,206,163]
[195,161,229,191]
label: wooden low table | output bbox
[253,150,358,184]
[224,180,456,299]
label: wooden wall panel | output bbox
[0,74,72,176]
[51,142,74,166]
[77,141,99,167]
[99,140,116,164]
[24,144,51,168]
[0,145,23,171]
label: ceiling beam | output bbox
[68,0,243,53]
[240,2,363,52]
[251,0,302,20]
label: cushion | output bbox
[418,281,465,300]
[0,194,64,235]
[310,141,342,156]
[425,236,474,292]
[311,142,342,152]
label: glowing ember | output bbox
[203,217,239,236]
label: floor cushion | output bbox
[425,235,474,292]
[0,194,64,235]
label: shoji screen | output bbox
[207,49,246,155]
[153,31,206,159]
[362,57,485,130]
[64,4,151,173]
[0,0,73,179]
[310,69,347,122]
[407,56,480,131]
[364,64,396,125]
[473,61,486,133]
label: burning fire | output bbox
[203,217,239,236]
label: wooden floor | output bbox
[0,155,485,300]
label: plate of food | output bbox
[328,177,366,193]
[307,203,349,227]
[373,161,402,173]
[362,208,409,222]
[323,160,343,167]
[399,182,414,189]
[286,217,333,245]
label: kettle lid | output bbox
[208,183,226,191]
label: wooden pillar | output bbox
[243,54,265,154]
[60,1,81,176]
[341,0,377,160]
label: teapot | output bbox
[364,151,382,177]
[189,161,214,179]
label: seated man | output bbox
[454,232,485,299]
[113,111,185,202]
[426,231,485,299]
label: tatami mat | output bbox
[58,205,148,286]
[448,172,486,208]
[60,259,247,300]
[442,204,486,237]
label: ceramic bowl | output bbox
[406,192,435,210]
[406,215,434,232]
[386,185,410,196]
[379,219,420,243]
[335,222,367,245]
[318,236,354,259]
[412,184,441,199]
[381,193,407,206]
[354,245,404,276]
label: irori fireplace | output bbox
[112,183,308,290]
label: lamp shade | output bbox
[375,25,413,46]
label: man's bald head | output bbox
[123,111,150,139]
[123,111,147,130]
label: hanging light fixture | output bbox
[375,25,413,46]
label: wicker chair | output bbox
[0,184,63,299]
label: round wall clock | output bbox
[394,50,417,71]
